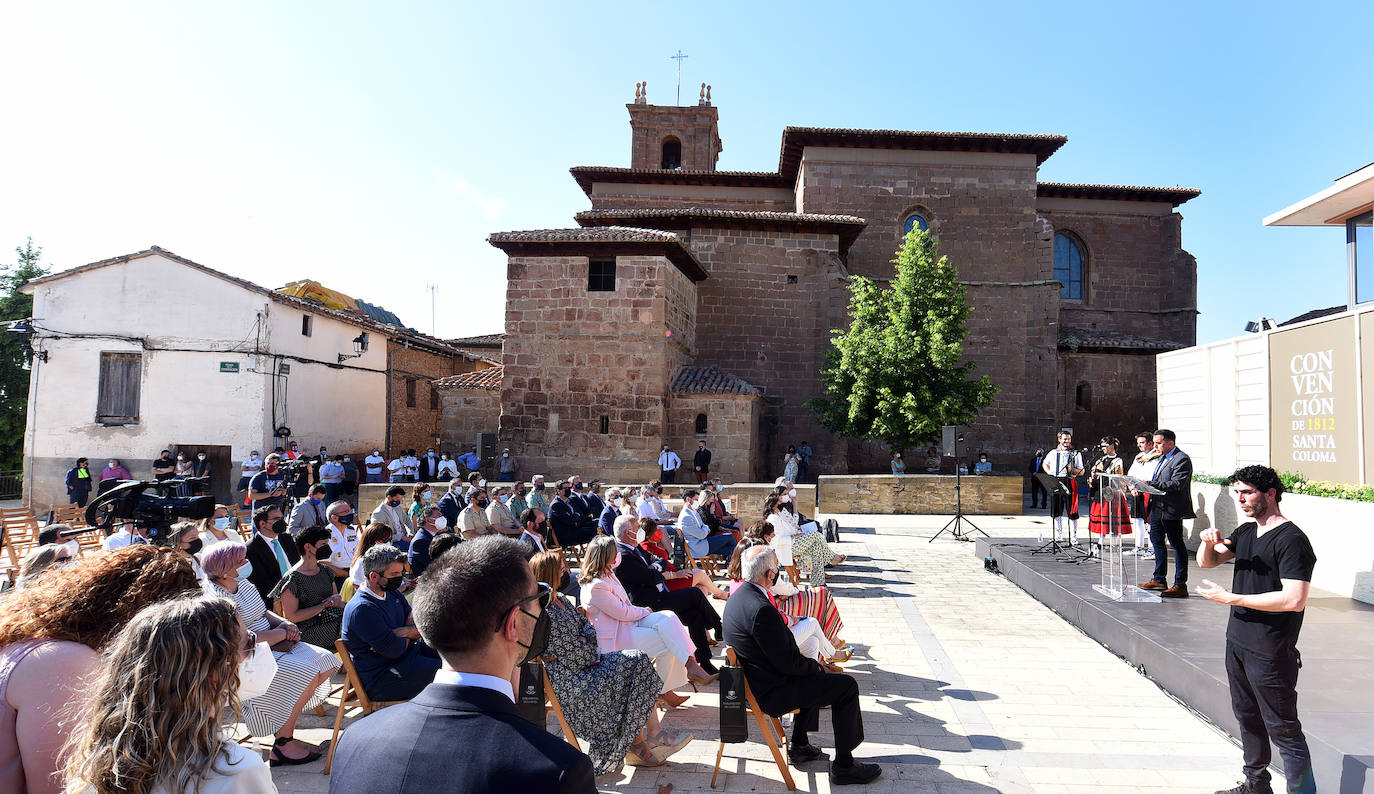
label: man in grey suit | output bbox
[1138,428,1196,599]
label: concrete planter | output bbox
[1189,481,1374,604]
[816,474,1021,515]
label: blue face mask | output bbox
[310,496,322,504]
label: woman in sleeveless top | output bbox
[0,546,198,793]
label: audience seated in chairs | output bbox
[725,537,849,670]
[243,505,300,604]
[677,488,738,565]
[636,517,730,601]
[348,522,400,594]
[198,504,239,551]
[270,525,346,648]
[329,536,597,794]
[426,531,462,565]
[765,493,843,588]
[739,522,848,650]
[407,504,449,579]
[63,594,275,793]
[612,515,723,675]
[16,543,74,590]
[597,488,623,536]
[529,551,691,772]
[340,544,440,702]
[0,546,198,794]
[202,539,340,766]
[549,481,598,548]
[724,545,881,786]
[581,535,717,701]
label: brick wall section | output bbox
[816,474,1022,515]
[682,227,851,474]
[1058,353,1159,451]
[499,254,697,482]
[797,152,1059,461]
[438,387,500,454]
[667,394,761,482]
[627,103,721,171]
[387,343,480,454]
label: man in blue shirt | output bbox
[247,453,288,516]
[319,455,345,505]
[341,544,440,701]
[458,447,481,475]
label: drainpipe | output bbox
[385,341,394,455]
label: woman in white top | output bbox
[63,594,277,794]
[198,505,239,551]
[764,493,841,587]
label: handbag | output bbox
[824,518,840,544]
[238,642,279,701]
[719,665,748,743]
[515,660,546,726]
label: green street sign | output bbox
[220,361,239,373]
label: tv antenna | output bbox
[426,283,437,335]
[670,50,688,105]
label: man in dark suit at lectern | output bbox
[724,545,881,786]
[1139,428,1196,599]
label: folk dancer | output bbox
[1040,430,1083,545]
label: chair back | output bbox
[0,507,41,572]
[536,657,579,746]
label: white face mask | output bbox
[433,515,448,531]
[422,491,432,501]
[478,478,487,488]
[502,453,509,458]
[780,494,791,504]
[198,454,206,461]
[789,488,798,499]
[235,561,252,581]
[636,529,646,544]
[63,539,80,558]
[238,642,279,701]
[214,516,232,531]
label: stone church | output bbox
[481,84,1199,482]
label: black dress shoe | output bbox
[830,760,882,785]
[787,742,826,765]
[1215,780,1273,794]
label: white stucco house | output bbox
[20,247,399,509]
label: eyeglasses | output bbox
[493,581,553,633]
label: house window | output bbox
[1349,211,1373,304]
[902,212,929,236]
[1075,382,1092,412]
[588,260,616,292]
[301,315,312,336]
[430,386,439,410]
[96,352,141,424]
[406,378,417,408]
[1054,233,1085,301]
[599,415,610,435]
[694,413,708,434]
[661,138,682,170]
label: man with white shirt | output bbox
[238,450,263,503]
[658,445,682,484]
[419,447,441,482]
[403,450,421,483]
[103,519,148,550]
[364,448,386,484]
[386,454,405,483]
[329,536,595,793]
[323,501,360,581]
[1041,430,1084,545]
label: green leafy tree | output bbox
[808,228,998,453]
[0,238,49,471]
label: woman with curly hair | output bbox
[0,545,199,794]
[62,594,275,794]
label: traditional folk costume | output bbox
[1087,454,1132,539]
[1042,446,1083,544]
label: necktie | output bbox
[271,538,289,575]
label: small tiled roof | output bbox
[1059,327,1188,354]
[576,207,867,254]
[1279,306,1345,327]
[487,226,708,282]
[1038,182,1201,207]
[446,332,504,347]
[671,365,762,396]
[569,166,792,196]
[779,126,1068,177]
[433,366,503,391]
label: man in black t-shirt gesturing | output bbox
[1197,465,1317,794]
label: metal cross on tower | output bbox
[670,50,688,105]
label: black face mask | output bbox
[475,498,489,507]
[271,519,288,535]
[314,544,332,560]
[769,568,780,586]
[559,570,571,591]
[534,484,545,491]
[380,574,404,592]
[518,605,552,664]
[185,537,203,556]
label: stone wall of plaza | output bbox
[681,227,852,472]
[498,254,698,483]
[438,387,499,456]
[387,342,478,454]
[795,148,1059,461]
[1038,203,1198,342]
[816,474,1023,515]
[666,394,762,482]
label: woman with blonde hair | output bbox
[0,546,199,794]
[62,594,275,794]
[198,505,239,550]
[580,536,715,697]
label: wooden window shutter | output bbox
[97,352,142,423]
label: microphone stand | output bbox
[929,434,988,543]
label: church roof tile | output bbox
[671,365,762,396]
[1038,182,1201,206]
[487,226,708,282]
[1058,327,1187,354]
[576,207,867,254]
[778,126,1068,176]
[433,366,503,391]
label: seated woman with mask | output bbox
[270,525,346,648]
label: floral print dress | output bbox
[543,595,662,774]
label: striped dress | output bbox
[209,580,340,737]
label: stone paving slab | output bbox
[265,512,1256,793]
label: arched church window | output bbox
[661,138,682,170]
[902,212,929,236]
[694,413,708,434]
[1054,233,1085,301]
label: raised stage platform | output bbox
[974,537,1374,793]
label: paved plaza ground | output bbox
[265,511,1263,793]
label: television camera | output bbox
[83,478,216,546]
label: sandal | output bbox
[625,746,666,767]
[269,736,322,767]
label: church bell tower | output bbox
[627,81,723,171]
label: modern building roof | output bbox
[1279,305,1347,327]
[575,207,868,253]
[778,126,1068,177]
[670,364,762,396]
[433,366,503,391]
[1037,182,1201,207]
[569,166,792,196]
[1264,162,1374,226]
[1058,327,1188,354]
[22,247,474,358]
[487,226,709,282]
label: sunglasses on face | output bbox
[493,581,553,633]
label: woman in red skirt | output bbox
[637,518,730,601]
[1088,436,1133,541]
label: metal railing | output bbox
[0,470,21,501]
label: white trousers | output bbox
[629,610,692,693]
[790,616,837,661]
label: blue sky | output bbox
[3,1,1371,343]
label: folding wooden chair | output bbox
[324,639,408,774]
[1,507,41,580]
[710,646,797,791]
[49,505,103,556]
[681,542,722,578]
[537,656,579,747]
[546,526,583,567]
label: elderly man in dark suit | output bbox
[245,505,300,604]
[1138,428,1196,599]
[329,536,595,794]
[724,545,880,785]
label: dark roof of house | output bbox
[778,126,1068,178]
[22,247,474,358]
[487,227,709,282]
[670,365,762,396]
[433,366,503,391]
[1037,182,1201,207]
[1058,327,1188,354]
[569,166,793,196]
[575,207,867,253]
[1279,306,1346,327]
[446,333,504,347]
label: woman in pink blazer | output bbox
[580,536,715,694]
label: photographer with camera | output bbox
[248,453,289,515]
